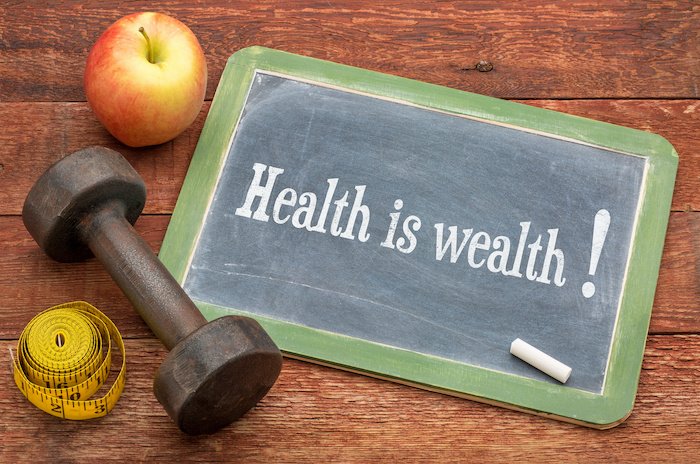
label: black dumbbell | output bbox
[22,146,282,434]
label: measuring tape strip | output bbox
[10,301,126,420]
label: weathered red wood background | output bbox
[1,1,698,462]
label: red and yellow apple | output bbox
[84,12,207,147]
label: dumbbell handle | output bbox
[78,199,206,350]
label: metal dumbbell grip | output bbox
[78,199,206,350]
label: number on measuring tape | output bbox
[11,301,126,420]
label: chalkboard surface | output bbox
[160,47,677,427]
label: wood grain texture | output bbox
[1,1,698,461]
[0,211,697,339]
[0,102,208,216]
[1,335,698,462]
[1,1,698,102]
[0,99,698,214]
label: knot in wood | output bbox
[476,60,493,72]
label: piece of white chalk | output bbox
[510,338,572,384]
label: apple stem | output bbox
[138,27,155,64]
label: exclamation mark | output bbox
[582,209,611,298]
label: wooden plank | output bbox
[0,99,697,215]
[1,335,698,461]
[0,102,207,216]
[0,212,697,339]
[653,211,700,334]
[1,1,698,102]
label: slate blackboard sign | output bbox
[160,47,677,427]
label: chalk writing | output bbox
[234,163,611,295]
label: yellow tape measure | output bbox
[11,301,126,420]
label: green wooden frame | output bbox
[159,46,677,428]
